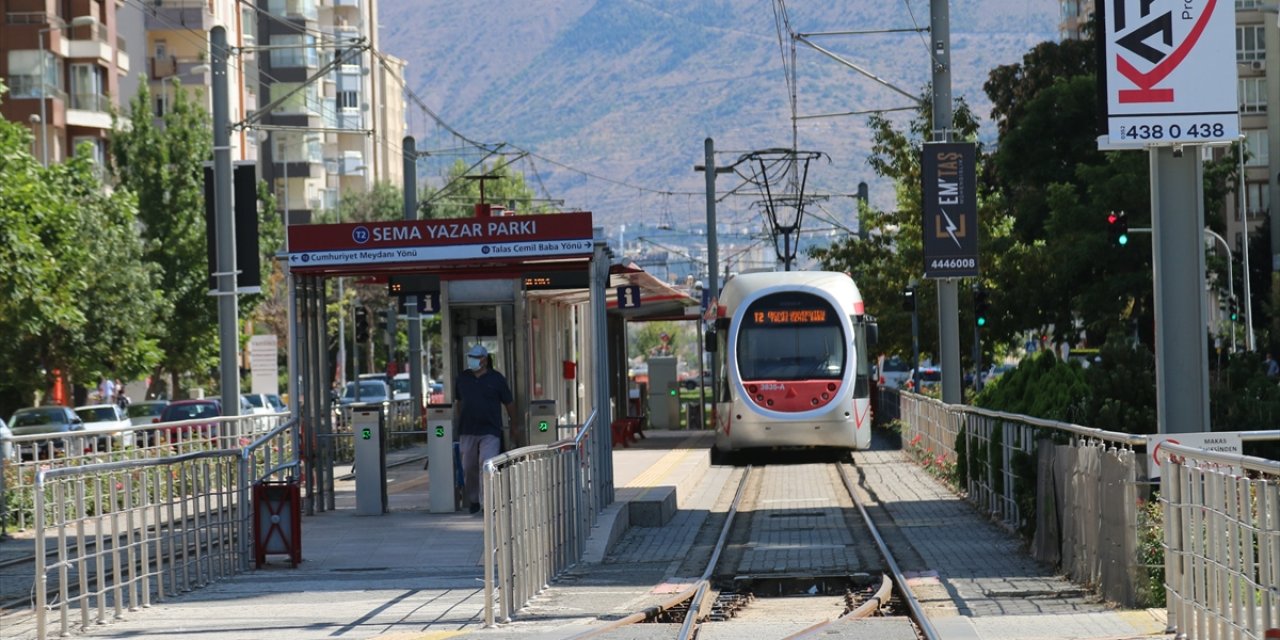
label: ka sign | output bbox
[1101,0,1238,148]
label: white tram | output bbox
[709,271,877,462]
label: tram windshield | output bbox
[737,293,845,381]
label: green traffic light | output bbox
[670,389,677,396]
[1118,234,1128,246]
[977,317,987,327]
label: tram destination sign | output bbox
[1099,0,1238,148]
[921,142,979,279]
[287,211,594,270]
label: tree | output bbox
[421,158,543,218]
[111,81,216,398]
[0,81,160,415]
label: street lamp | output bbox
[38,15,98,166]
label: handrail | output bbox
[1160,440,1280,474]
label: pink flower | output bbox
[909,434,923,447]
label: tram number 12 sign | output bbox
[1100,0,1238,147]
[921,142,979,279]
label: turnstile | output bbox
[426,404,455,513]
[351,406,387,515]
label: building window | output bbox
[6,50,60,98]
[1236,0,1262,7]
[1245,182,1269,218]
[72,136,104,165]
[1237,25,1265,62]
[153,40,167,59]
[1240,77,1266,114]
[338,90,358,110]
[1244,129,1269,167]
[269,34,317,68]
[154,90,169,117]
[270,82,321,115]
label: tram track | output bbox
[570,458,940,640]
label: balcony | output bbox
[4,77,67,102]
[115,36,130,73]
[5,11,52,25]
[143,1,214,30]
[67,23,112,65]
[67,93,112,129]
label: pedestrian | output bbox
[115,379,130,409]
[1266,352,1279,379]
[455,344,518,514]
[100,377,116,405]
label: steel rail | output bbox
[677,465,753,639]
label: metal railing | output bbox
[482,410,600,625]
[3,414,285,532]
[4,415,296,639]
[329,399,419,463]
[1160,443,1280,640]
[887,386,1280,614]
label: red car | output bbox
[154,399,222,441]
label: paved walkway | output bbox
[0,430,1174,639]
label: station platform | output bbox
[2,430,1173,640]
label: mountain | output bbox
[378,0,1057,232]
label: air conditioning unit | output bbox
[1250,60,1266,71]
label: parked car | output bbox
[1,417,13,461]
[241,393,282,415]
[680,370,713,390]
[338,380,390,405]
[391,373,431,400]
[156,399,223,439]
[127,399,169,427]
[878,356,912,389]
[7,406,86,458]
[907,366,943,392]
[75,403,135,449]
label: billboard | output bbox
[1100,0,1239,147]
[921,142,979,279]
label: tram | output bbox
[709,271,877,463]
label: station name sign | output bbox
[287,211,594,269]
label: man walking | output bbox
[455,344,518,514]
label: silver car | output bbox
[8,406,86,459]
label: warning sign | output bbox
[1147,432,1242,480]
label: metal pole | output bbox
[1151,146,1209,434]
[211,26,241,417]
[404,136,424,429]
[1238,139,1255,351]
[702,138,720,400]
[930,0,962,404]
[1204,228,1235,352]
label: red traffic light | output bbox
[1107,212,1118,225]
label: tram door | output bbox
[449,304,519,449]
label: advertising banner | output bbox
[1100,0,1239,147]
[921,142,979,279]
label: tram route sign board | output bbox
[287,211,594,270]
[1098,0,1238,149]
[921,142,979,279]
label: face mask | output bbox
[467,356,482,369]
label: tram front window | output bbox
[737,325,845,380]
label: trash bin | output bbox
[253,478,301,568]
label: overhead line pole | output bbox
[929,0,962,404]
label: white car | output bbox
[391,373,432,400]
[74,404,135,449]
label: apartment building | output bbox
[258,0,404,225]
[1,0,130,166]
[141,0,257,162]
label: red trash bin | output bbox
[253,478,302,568]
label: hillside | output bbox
[378,0,1057,231]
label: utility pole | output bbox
[404,136,424,429]
[695,138,732,401]
[211,26,240,416]
[930,0,962,404]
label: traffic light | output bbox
[1107,211,1129,247]
[376,308,388,333]
[1230,296,1239,322]
[973,287,990,328]
[902,286,917,313]
[355,306,370,342]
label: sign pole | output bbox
[929,0,962,404]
